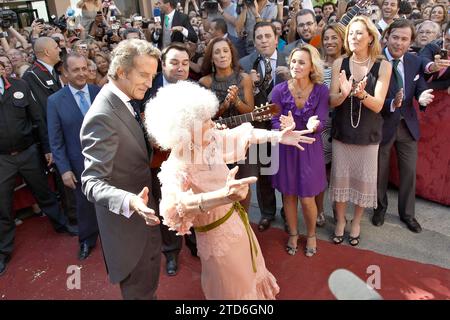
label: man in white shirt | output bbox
[377,0,400,33]
[80,39,162,300]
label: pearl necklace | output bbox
[350,56,371,129]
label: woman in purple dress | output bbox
[271,44,329,257]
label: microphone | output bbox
[328,269,383,300]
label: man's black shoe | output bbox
[189,246,198,258]
[0,256,11,276]
[258,218,272,232]
[56,224,78,236]
[372,212,385,226]
[400,217,422,233]
[166,255,178,276]
[78,243,93,261]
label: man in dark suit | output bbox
[47,53,100,260]
[418,21,450,91]
[0,71,77,276]
[151,0,198,50]
[239,21,289,232]
[141,43,197,277]
[22,37,77,223]
[373,19,434,233]
[80,39,161,300]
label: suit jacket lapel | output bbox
[103,87,148,157]
[403,53,412,99]
[62,87,84,120]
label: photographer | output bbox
[0,25,31,51]
[235,0,283,55]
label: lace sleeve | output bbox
[158,160,196,235]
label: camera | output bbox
[204,0,219,13]
[0,9,18,29]
[440,49,448,60]
[244,0,255,7]
[49,14,67,32]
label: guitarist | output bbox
[139,43,198,277]
[199,37,256,212]
[239,21,289,233]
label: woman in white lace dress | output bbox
[145,81,316,299]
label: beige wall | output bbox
[46,0,72,17]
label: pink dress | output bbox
[158,123,280,300]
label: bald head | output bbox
[33,37,61,66]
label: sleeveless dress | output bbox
[210,72,257,179]
[158,123,279,300]
[329,57,383,208]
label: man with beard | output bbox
[283,9,318,55]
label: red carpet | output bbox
[1,216,449,300]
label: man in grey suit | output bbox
[80,39,162,300]
[239,21,289,233]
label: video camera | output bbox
[49,14,67,32]
[0,9,18,29]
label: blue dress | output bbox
[271,81,328,197]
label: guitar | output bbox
[338,0,372,27]
[150,103,280,168]
[214,103,280,129]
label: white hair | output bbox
[145,81,219,150]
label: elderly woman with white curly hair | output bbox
[145,81,318,300]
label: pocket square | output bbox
[413,74,419,81]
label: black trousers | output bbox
[0,144,67,261]
[119,227,161,300]
[74,183,99,246]
[376,120,418,220]
[151,168,197,259]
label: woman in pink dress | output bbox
[145,81,316,300]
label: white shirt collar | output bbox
[269,50,277,61]
[37,59,54,75]
[107,80,135,116]
[385,47,404,63]
[378,19,389,31]
[167,9,175,21]
[68,83,89,96]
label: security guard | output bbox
[22,36,77,223]
[0,73,78,277]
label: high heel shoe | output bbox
[332,218,347,244]
[304,235,317,257]
[286,233,299,256]
[349,219,360,246]
[316,212,326,227]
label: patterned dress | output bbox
[158,123,279,300]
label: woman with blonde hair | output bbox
[271,44,328,257]
[77,0,103,30]
[329,16,392,246]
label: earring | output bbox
[212,63,215,73]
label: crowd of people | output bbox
[0,0,449,299]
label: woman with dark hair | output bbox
[429,4,448,28]
[314,23,346,228]
[199,37,255,211]
[94,52,110,86]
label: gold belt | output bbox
[194,202,259,273]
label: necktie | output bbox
[164,15,169,29]
[76,91,90,116]
[392,59,404,91]
[129,100,152,157]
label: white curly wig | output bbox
[145,81,219,150]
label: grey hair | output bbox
[417,20,441,35]
[108,39,161,80]
[145,81,219,150]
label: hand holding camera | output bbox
[431,54,450,73]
